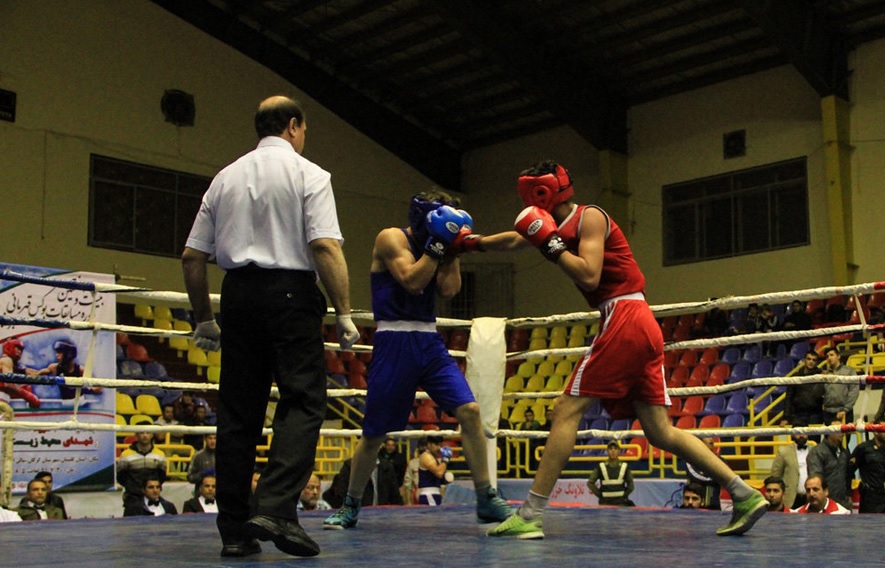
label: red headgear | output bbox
[3,339,24,359]
[517,163,574,212]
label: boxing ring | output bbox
[1,267,884,566]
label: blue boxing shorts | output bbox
[361,325,475,438]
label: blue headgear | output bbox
[408,195,450,243]
[53,339,78,363]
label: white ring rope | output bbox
[3,274,883,457]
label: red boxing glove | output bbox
[0,383,41,409]
[514,206,567,262]
[449,227,485,255]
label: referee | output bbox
[182,95,358,558]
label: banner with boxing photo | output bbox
[0,262,117,493]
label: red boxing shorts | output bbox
[565,295,669,419]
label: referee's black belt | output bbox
[227,263,313,277]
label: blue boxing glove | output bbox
[424,206,470,261]
[439,446,453,463]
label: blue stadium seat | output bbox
[590,418,610,431]
[721,347,741,365]
[722,413,747,428]
[789,341,811,360]
[610,418,631,432]
[698,394,728,416]
[773,357,796,377]
[727,361,751,383]
[742,344,762,363]
[725,393,749,415]
[751,360,773,379]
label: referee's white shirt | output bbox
[186,136,343,271]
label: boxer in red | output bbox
[457,160,766,539]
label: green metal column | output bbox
[598,150,631,235]
[820,95,855,285]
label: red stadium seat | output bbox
[681,396,705,416]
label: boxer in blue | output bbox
[323,190,512,529]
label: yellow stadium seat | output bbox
[116,414,134,438]
[569,324,588,339]
[525,374,545,392]
[116,392,137,415]
[548,336,566,349]
[153,306,173,321]
[169,336,190,354]
[554,360,574,376]
[550,326,568,339]
[568,334,586,347]
[531,327,548,339]
[153,317,173,343]
[188,347,209,375]
[545,374,565,392]
[129,413,154,426]
[528,338,547,351]
[590,322,600,335]
[517,361,536,378]
[135,394,162,417]
[207,365,221,384]
[207,349,222,367]
[173,320,193,332]
[134,303,154,322]
[872,353,885,372]
[504,375,524,392]
[536,360,555,377]
[531,400,549,419]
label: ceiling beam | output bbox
[738,0,849,99]
[432,1,628,153]
[149,0,463,190]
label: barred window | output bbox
[662,157,809,265]
[89,155,210,258]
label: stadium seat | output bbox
[698,414,721,429]
[206,349,222,367]
[133,303,154,323]
[663,351,679,369]
[689,364,710,384]
[207,365,221,384]
[751,360,773,379]
[721,347,741,365]
[569,324,588,340]
[773,357,797,377]
[698,394,728,416]
[550,326,568,340]
[699,347,719,366]
[725,393,749,415]
[528,337,547,353]
[741,344,762,363]
[504,375,524,393]
[517,361,536,378]
[118,359,143,379]
[668,366,689,387]
[116,392,137,415]
[416,404,439,424]
[545,374,565,392]
[727,361,751,383]
[708,363,729,386]
[525,374,545,392]
[681,396,704,416]
[678,350,698,367]
[536,360,556,377]
[508,328,529,351]
[530,327,548,340]
[553,360,573,376]
[667,399,683,417]
[135,394,163,417]
[675,415,696,429]
[143,362,167,379]
[722,413,746,428]
[153,306,173,321]
[610,419,631,432]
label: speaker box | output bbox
[723,129,746,159]
[161,90,195,127]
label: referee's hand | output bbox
[193,320,221,352]
[336,314,359,350]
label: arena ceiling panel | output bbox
[151,0,885,190]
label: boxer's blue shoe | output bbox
[716,492,766,536]
[476,487,514,523]
[486,512,544,539]
[323,495,360,530]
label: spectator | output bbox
[153,403,181,446]
[124,478,178,517]
[792,475,850,514]
[518,409,542,471]
[187,434,217,485]
[377,437,407,498]
[297,473,330,511]
[183,474,218,514]
[24,471,67,519]
[587,441,634,506]
[770,422,811,509]
[849,418,885,513]
[807,421,852,510]
[184,404,210,450]
[763,476,787,512]
[685,437,725,510]
[780,352,825,428]
[116,421,167,513]
[781,301,812,332]
[680,482,705,509]
[821,348,859,424]
[728,304,760,336]
[756,303,779,333]
[173,391,196,424]
[541,407,554,431]
[402,438,427,506]
[15,478,64,521]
